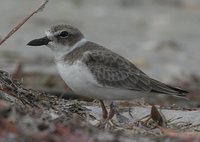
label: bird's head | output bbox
[27,24,84,52]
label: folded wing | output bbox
[81,42,187,97]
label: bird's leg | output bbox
[97,101,129,130]
[107,102,115,120]
[108,102,129,123]
[99,100,108,119]
[138,105,167,127]
[97,101,118,129]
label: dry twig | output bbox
[0,0,49,46]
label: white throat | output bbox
[50,38,87,62]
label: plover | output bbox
[27,24,188,120]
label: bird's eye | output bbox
[59,31,69,38]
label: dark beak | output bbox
[27,36,51,46]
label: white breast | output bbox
[56,60,100,96]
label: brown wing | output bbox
[82,44,187,96]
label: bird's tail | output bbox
[166,85,188,97]
[150,79,188,97]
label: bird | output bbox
[27,24,188,121]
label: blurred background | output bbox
[0,0,200,93]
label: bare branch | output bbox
[0,0,49,46]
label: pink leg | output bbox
[107,102,115,120]
[99,100,108,119]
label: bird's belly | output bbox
[56,61,100,96]
[56,61,147,100]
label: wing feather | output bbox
[82,48,151,91]
[80,42,187,96]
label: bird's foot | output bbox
[96,100,131,130]
[136,105,167,128]
[96,119,120,130]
